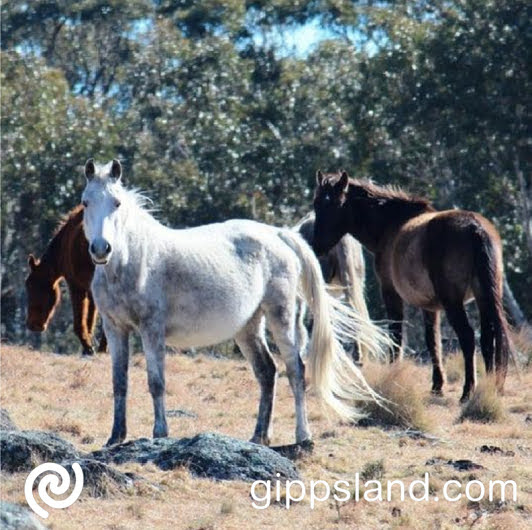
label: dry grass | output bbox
[1,344,531,529]
[445,352,464,384]
[361,361,433,431]
[512,325,532,367]
[459,377,506,424]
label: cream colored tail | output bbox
[278,230,391,419]
[338,242,372,361]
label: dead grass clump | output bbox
[512,325,532,367]
[459,377,505,423]
[362,362,433,432]
[445,352,463,384]
[45,418,82,436]
[360,460,385,481]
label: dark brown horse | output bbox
[312,171,511,402]
[25,205,106,355]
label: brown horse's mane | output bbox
[36,204,84,271]
[350,178,435,211]
[52,204,84,238]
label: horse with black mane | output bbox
[25,205,107,356]
[312,170,511,402]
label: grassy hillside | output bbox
[1,344,531,529]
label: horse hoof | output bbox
[153,426,169,439]
[431,388,444,396]
[250,435,270,446]
[459,394,470,404]
[82,347,95,357]
[105,436,125,447]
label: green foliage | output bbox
[1,0,530,348]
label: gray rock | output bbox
[91,437,177,465]
[91,432,299,482]
[0,409,18,432]
[0,501,46,530]
[60,459,135,498]
[0,431,80,472]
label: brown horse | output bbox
[295,212,370,363]
[25,205,106,356]
[312,170,511,402]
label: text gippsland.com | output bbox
[250,473,517,509]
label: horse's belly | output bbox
[165,310,251,349]
[164,277,264,348]
[391,229,438,309]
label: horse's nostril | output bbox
[90,243,96,255]
[105,242,111,254]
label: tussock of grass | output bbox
[512,325,532,367]
[445,352,463,384]
[360,460,385,481]
[361,362,433,432]
[459,377,505,423]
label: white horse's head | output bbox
[81,159,125,265]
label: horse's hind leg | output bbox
[443,304,476,402]
[381,286,404,362]
[139,324,168,439]
[235,312,277,446]
[423,310,445,395]
[265,301,311,444]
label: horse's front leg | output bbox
[105,322,130,446]
[69,285,94,356]
[140,324,168,439]
[381,286,404,362]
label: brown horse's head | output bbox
[312,170,351,255]
[25,254,61,332]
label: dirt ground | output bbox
[1,343,531,529]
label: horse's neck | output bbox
[348,194,432,253]
[40,230,66,280]
[108,206,166,271]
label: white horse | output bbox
[81,159,390,447]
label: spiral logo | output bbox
[24,462,84,519]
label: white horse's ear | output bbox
[111,159,122,180]
[339,170,349,193]
[316,170,324,186]
[85,159,95,180]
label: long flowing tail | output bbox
[278,230,392,419]
[335,238,374,362]
[472,229,511,389]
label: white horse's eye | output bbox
[115,199,121,208]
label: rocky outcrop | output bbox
[0,409,18,432]
[1,429,299,484]
[0,502,46,530]
[91,432,300,481]
[0,431,80,472]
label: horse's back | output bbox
[391,210,501,308]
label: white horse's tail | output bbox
[337,241,373,362]
[278,230,391,419]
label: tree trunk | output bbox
[503,276,529,327]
